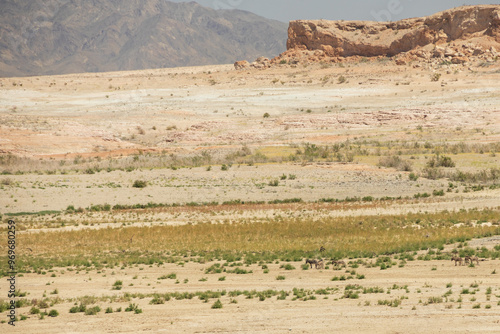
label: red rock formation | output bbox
[285,5,500,59]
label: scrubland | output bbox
[1,58,500,332]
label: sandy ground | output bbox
[1,60,500,332]
[1,60,499,216]
[1,254,500,333]
[1,61,499,156]
[1,163,491,213]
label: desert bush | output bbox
[422,167,445,180]
[427,296,443,304]
[84,306,101,315]
[280,264,295,270]
[69,304,86,313]
[431,73,442,82]
[433,189,445,196]
[48,309,59,317]
[1,177,13,186]
[132,180,147,188]
[112,280,123,290]
[211,299,223,309]
[268,179,279,187]
[378,299,402,307]
[448,168,500,183]
[29,306,40,314]
[427,155,455,168]
[226,267,252,274]
[378,155,412,171]
[125,303,141,313]
[158,273,176,280]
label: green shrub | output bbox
[281,264,295,270]
[112,280,123,290]
[132,180,147,188]
[433,189,445,196]
[211,299,223,309]
[150,295,165,305]
[268,179,279,187]
[29,306,40,314]
[48,309,59,317]
[409,173,419,181]
[85,306,101,315]
[427,155,455,168]
[378,155,413,171]
[70,303,86,313]
[125,303,141,313]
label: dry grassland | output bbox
[1,58,500,332]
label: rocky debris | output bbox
[234,57,271,70]
[272,110,429,130]
[451,56,468,64]
[491,46,498,56]
[234,60,250,70]
[272,5,500,66]
[250,56,271,69]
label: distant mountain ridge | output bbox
[0,0,287,77]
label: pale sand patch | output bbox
[2,255,499,333]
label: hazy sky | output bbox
[170,0,500,22]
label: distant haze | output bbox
[170,0,500,22]
[0,0,287,77]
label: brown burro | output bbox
[331,260,346,267]
[305,259,318,269]
[464,255,480,265]
[451,256,463,266]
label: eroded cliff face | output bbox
[279,5,500,64]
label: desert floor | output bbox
[1,59,500,332]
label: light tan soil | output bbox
[1,59,500,333]
[1,256,499,333]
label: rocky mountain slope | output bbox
[277,5,500,64]
[0,0,287,77]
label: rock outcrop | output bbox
[234,60,250,70]
[275,5,500,65]
[234,56,271,70]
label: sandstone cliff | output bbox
[277,5,500,64]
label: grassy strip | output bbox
[73,196,402,212]
[0,209,499,275]
[4,210,61,217]
[2,141,499,174]
[0,287,343,312]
